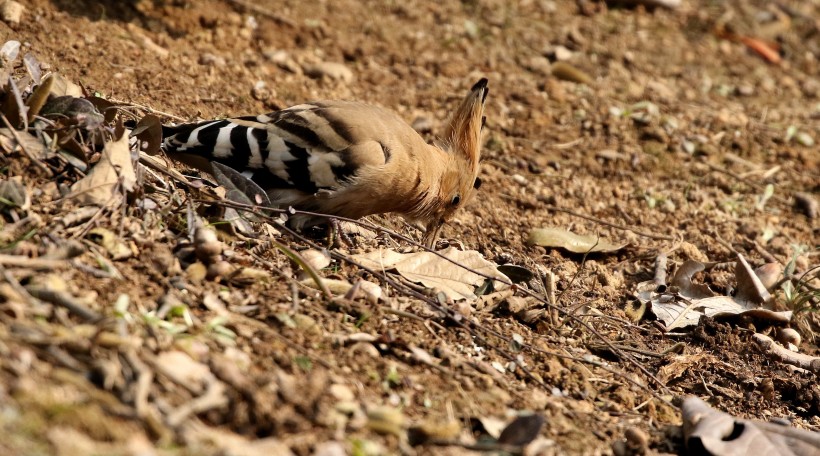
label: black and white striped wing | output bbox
[161,102,385,196]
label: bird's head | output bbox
[422,78,488,248]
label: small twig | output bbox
[226,0,297,26]
[108,99,187,122]
[0,264,42,307]
[699,372,714,396]
[383,307,426,322]
[25,287,102,321]
[71,259,121,279]
[714,235,738,255]
[124,350,154,419]
[705,162,791,205]
[0,254,70,269]
[0,113,53,176]
[166,381,229,427]
[752,333,820,372]
[539,201,675,241]
[552,137,583,150]
[752,241,778,264]
[653,253,668,285]
[608,0,681,9]
[588,341,685,358]
[428,440,525,454]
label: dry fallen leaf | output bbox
[636,253,791,330]
[527,227,626,253]
[497,413,546,446]
[0,176,30,211]
[682,396,820,455]
[70,128,136,206]
[354,247,509,300]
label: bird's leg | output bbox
[327,218,355,249]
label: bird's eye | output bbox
[451,195,461,206]
[473,177,482,189]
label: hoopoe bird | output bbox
[162,78,488,248]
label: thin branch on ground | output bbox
[539,202,675,241]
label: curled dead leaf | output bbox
[69,127,136,206]
[637,254,791,330]
[130,114,163,155]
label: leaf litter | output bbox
[634,253,791,330]
[0,1,819,454]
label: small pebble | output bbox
[199,53,226,67]
[263,49,301,73]
[303,61,353,83]
[795,132,814,147]
[543,45,572,61]
[494,252,513,265]
[736,84,754,96]
[251,80,272,101]
[776,328,801,350]
[624,427,649,450]
[0,0,24,25]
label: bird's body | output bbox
[162,79,488,246]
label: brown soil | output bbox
[1,0,818,455]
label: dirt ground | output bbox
[0,0,819,454]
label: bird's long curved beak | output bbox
[422,219,444,249]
